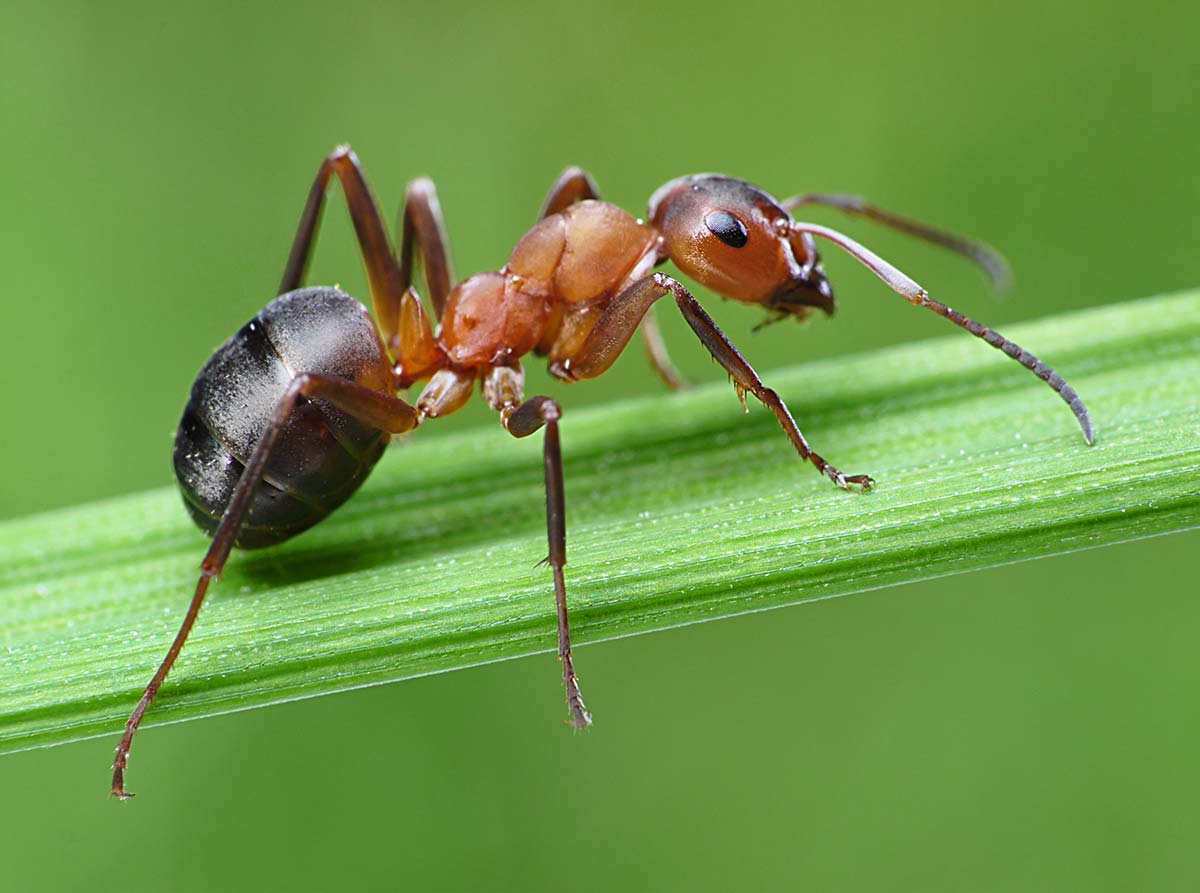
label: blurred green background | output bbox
[2,0,1198,889]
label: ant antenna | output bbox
[792,221,1092,445]
[782,193,1013,292]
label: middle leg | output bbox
[483,364,591,729]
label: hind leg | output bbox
[111,375,418,799]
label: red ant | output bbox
[111,146,1093,798]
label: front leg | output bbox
[670,281,873,490]
[561,273,873,491]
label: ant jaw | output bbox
[768,268,836,318]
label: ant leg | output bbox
[389,180,457,384]
[483,365,591,730]
[111,375,419,800]
[671,284,874,489]
[538,167,688,390]
[278,146,407,347]
[538,166,602,218]
[559,273,872,491]
[395,178,456,320]
[781,193,1012,291]
[638,305,688,391]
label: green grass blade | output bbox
[2,291,1198,755]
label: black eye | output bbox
[704,210,749,248]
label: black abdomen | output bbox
[173,287,394,549]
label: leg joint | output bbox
[504,396,561,438]
[538,397,562,423]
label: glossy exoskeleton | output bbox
[175,287,392,548]
[111,148,1093,798]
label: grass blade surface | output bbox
[2,291,1198,754]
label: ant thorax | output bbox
[436,200,658,374]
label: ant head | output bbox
[647,174,835,319]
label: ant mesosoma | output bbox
[111,146,1093,798]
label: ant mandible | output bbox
[110,146,1094,798]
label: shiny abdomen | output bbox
[173,287,394,549]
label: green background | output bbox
[2,1,1198,889]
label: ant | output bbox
[110,146,1093,798]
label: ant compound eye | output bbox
[704,210,749,248]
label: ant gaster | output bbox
[111,147,1093,798]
